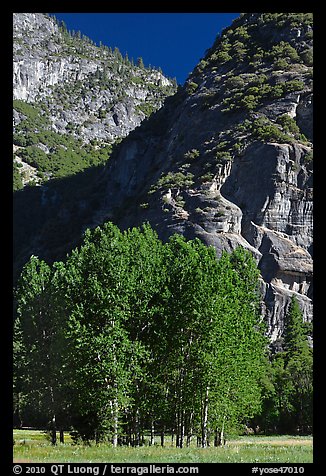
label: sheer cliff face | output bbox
[13,13,108,102]
[13,13,313,341]
[91,13,313,340]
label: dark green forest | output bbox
[13,223,312,447]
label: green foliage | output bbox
[14,257,67,429]
[300,49,313,66]
[257,296,312,434]
[283,79,305,93]
[13,100,50,132]
[231,40,247,62]
[221,69,305,114]
[204,12,312,82]
[15,217,313,442]
[244,111,308,146]
[20,146,48,171]
[13,161,24,191]
[225,75,245,90]
[14,223,268,446]
[199,172,214,182]
[215,50,232,63]
[186,81,199,95]
[268,41,300,63]
[135,102,156,117]
[130,76,143,84]
[197,59,209,72]
[304,150,313,163]
[276,114,300,135]
[283,296,311,360]
[215,150,232,162]
[273,58,291,71]
[184,148,200,160]
[14,129,113,181]
[232,26,251,41]
[13,49,177,187]
[137,57,144,68]
[251,120,291,143]
[239,94,260,111]
[150,171,194,194]
[257,13,313,29]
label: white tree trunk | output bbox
[112,398,118,447]
[219,415,226,446]
[150,420,155,446]
[202,386,209,448]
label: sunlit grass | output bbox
[13,430,313,463]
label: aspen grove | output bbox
[14,222,269,446]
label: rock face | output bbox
[13,13,313,342]
[89,13,313,340]
[13,13,176,186]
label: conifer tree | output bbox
[283,296,313,433]
[137,57,145,69]
[283,295,311,361]
[264,296,313,434]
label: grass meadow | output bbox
[13,429,313,463]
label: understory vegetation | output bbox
[13,100,115,188]
[13,430,313,463]
[14,223,312,447]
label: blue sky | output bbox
[52,13,240,84]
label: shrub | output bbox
[197,59,208,72]
[216,141,229,150]
[251,117,293,143]
[304,151,313,162]
[97,109,107,119]
[13,134,27,147]
[136,103,156,117]
[215,50,232,63]
[260,83,273,95]
[233,26,250,41]
[300,48,313,66]
[200,173,214,182]
[273,58,290,70]
[20,146,48,171]
[276,114,300,134]
[269,41,300,62]
[246,86,260,95]
[305,30,313,40]
[186,81,199,95]
[239,94,259,111]
[13,162,24,191]
[225,75,246,90]
[174,195,186,208]
[184,149,200,160]
[215,151,232,162]
[269,84,285,99]
[150,171,194,193]
[251,50,264,63]
[232,41,247,62]
[233,143,243,154]
[283,79,305,93]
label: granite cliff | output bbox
[13,13,313,343]
[89,13,313,342]
[13,13,176,187]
